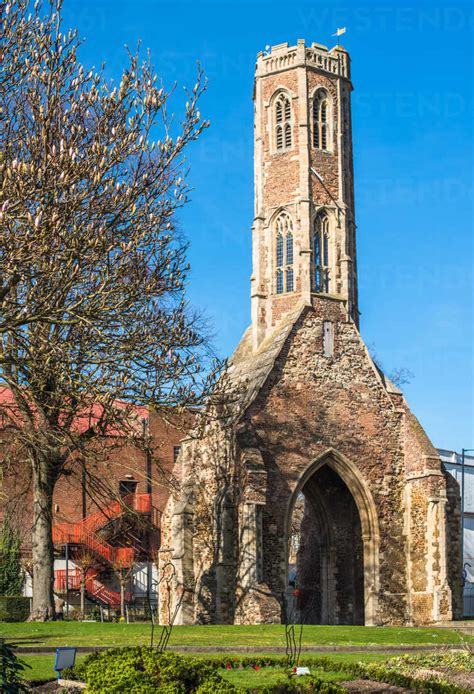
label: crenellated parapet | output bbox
[256,39,351,82]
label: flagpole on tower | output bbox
[332,27,346,47]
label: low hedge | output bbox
[65,648,470,694]
[66,648,233,693]
[0,596,30,622]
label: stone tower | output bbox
[251,41,357,349]
[159,41,461,627]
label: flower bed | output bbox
[64,649,345,693]
[64,648,473,693]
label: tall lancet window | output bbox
[275,212,294,294]
[313,89,331,151]
[275,93,292,151]
[313,213,330,292]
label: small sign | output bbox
[54,647,76,679]
[295,666,310,676]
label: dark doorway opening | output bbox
[288,464,365,625]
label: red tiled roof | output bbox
[0,386,148,435]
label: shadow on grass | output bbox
[0,635,50,644]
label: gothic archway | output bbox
[285,449,380,625]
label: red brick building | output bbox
[0,397,189,612]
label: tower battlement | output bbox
[256,40,351,81]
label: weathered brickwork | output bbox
[261,71,300,210]
[251,41,358,351]
[162,298,457,625]
[445,472,463,619]
[160,40,460,627]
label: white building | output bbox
[439,448,474,617]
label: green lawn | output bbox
[2,622,469,650]
[19,654,87,683]
[220,666,352,690]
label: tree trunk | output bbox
[31,457,55,621]
[120,579,125,618]
[80,575,86,616]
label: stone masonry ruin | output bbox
[159,40,461,626]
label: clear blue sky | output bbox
[62,0,473,451]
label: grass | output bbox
[2,622,470,650]
[220,666,352,689]
[19,654,87,683]
[8,623,470,686]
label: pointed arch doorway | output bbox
[286,450,380,626]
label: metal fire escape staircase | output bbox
[53,493,161,608]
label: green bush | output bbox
[77,647,230,693]
[258,678,345,693]
[0,596,30,622]
[195,673,237,692]
[0,519,24,596]
[0,639,29,693]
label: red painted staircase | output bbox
[52,493,161,607]
[54,569,131,609]
[53,523,135,567]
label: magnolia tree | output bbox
[0,0,218,620]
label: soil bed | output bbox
[412,666,474,691]
[341,681,412,693]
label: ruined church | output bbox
[159,40,460,626]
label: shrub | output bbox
[0,639,29,693]
[0,596,30,622]
[77,647,229,693]
[62,658,90,682]
[258,678,345,693]
[64,607,82,621]
[0,519,24,597]
[195,673,237,692]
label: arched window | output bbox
[313,90,331,151]
[275,212,294,294]
[275,93,292,152]
[313,213,330,292]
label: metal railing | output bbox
[52,524,135,567]
[52,492,162,567]
[54,568,132,608]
